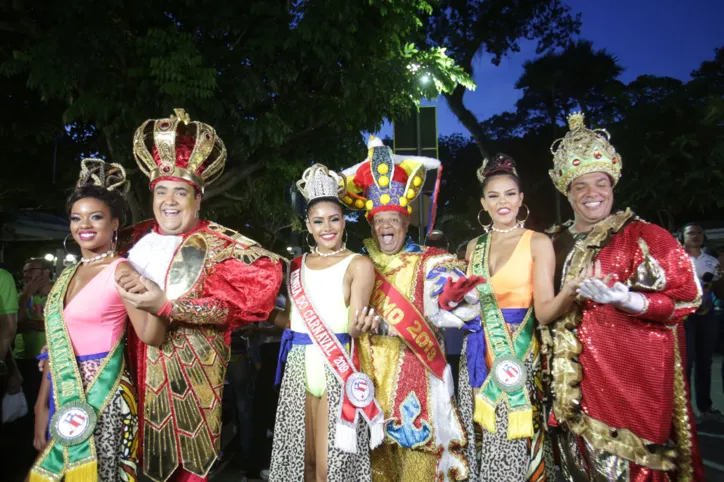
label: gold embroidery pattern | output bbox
[550,210,678,471]
[630,238,666,292]
[143,326,230,482]
[206,222,282,265]
[170,299,229,325]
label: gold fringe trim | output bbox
[29,470,55,482]
[65,460,98,482]
[473,394,496,433]
[671,328,694,481]
[507,409,534,440]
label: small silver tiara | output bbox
[296,164,346,202]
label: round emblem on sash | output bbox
[491,355,527,393]
[50,401,97,446]
[346,372,375,408]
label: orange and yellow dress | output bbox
[459,230,553,482]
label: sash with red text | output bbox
[369,271,447,379]
[289,256,384,452]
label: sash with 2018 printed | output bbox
[288,256,384,453]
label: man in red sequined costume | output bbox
[545,113,704,481]
[116,109,283,482]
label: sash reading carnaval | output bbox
[471,233,535,440]
[369,270,446,379]
[31,263,125,482]
[288,257,383,446]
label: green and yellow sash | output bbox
[30,263,125,482]
[471,233,535,440]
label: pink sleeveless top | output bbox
[64,258,129,356]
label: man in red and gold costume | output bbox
[545,113,704,481]
[116,109,283,482]
[340,137,481,482]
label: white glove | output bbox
[577,279,645,314]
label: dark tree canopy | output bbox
[0,0,473,248]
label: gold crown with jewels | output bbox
[549,112,622,194]
[133,108,227,192]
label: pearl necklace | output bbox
[313,245,347,257]
[80,250,115,264]
[489,224,520,234]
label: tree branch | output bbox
[204,162,264,200]
[443,85,490,159]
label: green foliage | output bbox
[0,0,474,247]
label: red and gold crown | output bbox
[133,108,227,193]
[549,112,622,194]
[341,137,438,221]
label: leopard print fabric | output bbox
[269,345,372,482]
[78,358,139,482]
[458,335,554,482]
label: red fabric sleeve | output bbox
[172,256,283,328]
[630,223,700,323]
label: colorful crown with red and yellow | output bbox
[549,112,622,194]
[341,137,439,221]
[133,108,227,193]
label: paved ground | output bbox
[696,354,724,480]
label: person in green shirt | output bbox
[13,258,53,408]
[0,266,19,423]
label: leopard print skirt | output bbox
[46,357,139,482]
[269,345,372,482]
[458,335,554,482]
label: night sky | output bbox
[379,0,724,138]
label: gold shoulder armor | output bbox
[205,222,282,265]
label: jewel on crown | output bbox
[296,164,346,202]
[548,111,622,194]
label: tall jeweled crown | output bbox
[341,136,436,220]
[133,108,227,192]
[296,164,346,203]
[549,112,622,194]
[77,158,130,193]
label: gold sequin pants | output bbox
[371,443,437,482]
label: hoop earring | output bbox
[63,233,73,256]
[517,204,530,228]
[343,230,349,248]
[477,209,492,233]
[306,232,316,252]
[112,230,118,253]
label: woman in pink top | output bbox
[31,160,168,482]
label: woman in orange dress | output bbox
[459,154,579,482]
